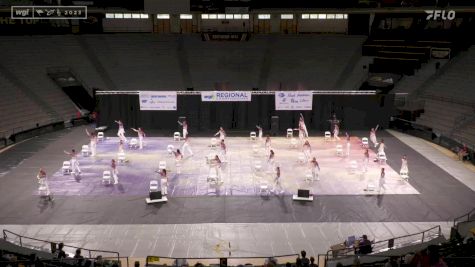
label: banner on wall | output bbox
[275,91,313,110]
[139,91,177,110]
[201,91,252,102]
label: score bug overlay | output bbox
[11,6,87,19]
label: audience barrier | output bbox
[2,229,123,263]
[145,254,299,267]
[320,226,442,265]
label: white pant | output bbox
[334,130,340,140]
[183,128,188,139]
[71,159,81,174]
[90,141,96,156]
[138,136,144,149]
[161,178,168,195]
[258,131,263,140]
[182,143,193,156]
[112,168,119,184]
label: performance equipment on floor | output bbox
[159,161,167,171]
[293,189,313,201]
[146,191,168,204]
[259,181,270,196]
[62,161,72,175]
[149,180,159,192]
[129,138,138,149]
[118,152,126,163]
[81,145,90,157]
[97,132,104,142]
[324,131,331,141]
[102,171,112,184]
[286,128,293,138]
[400,171,409,181]
[336,144,343,156]
[377,152,387,164]
[210,138,218,148]
[167,145,174,154]
[173,132,181,141]
[362,137,369,147]
[250,132,257,140]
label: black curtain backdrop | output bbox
[96,94,396,134]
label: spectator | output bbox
[296,257,302,267]
[134,261,140,267]
[74,249,84,266]
[384,256,398,267]
[357,235,372,254]
[300,251,310,267]
[56,243,66,259]
[457,144,469,161]
[285,263,291,267]
[309,256,317,267]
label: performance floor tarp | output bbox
[0,126,474,224]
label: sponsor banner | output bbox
[275,91,313,110]
[201,91,252,102]
[139,91,177,110]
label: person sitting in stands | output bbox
[309,257,318,267]
[55,243,66,259]
[356,235,372,254]
[299,250,310,267]
[458,144,469,161]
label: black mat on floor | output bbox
[0,127,474,224]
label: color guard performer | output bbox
[370,125,379,148]
[64,149,81,175]
[115,120,127,143]
[400,155,408,175]
[265,135,272,156]
[256,125,263,140]
[111,159,119,184]
[85,129,97,156]
[178,119,188,139]
[215,126,226,141]
[131,127,146,149]
[309,157,320,181]
[181,136,193,157]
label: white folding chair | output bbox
[366,181,376,191]
[254,160,262,172]
[149,180,159,192]
[286,128,293,138]
[62,161,71,175]
[159,161,167,171]
[167,145,174,155]
[350,160,358,174]
[298,152,306,163]
[250,131,257,140]
[377,152,387,164]
[102,171,112,184]
[361,137,369,147]
[400,171,409,181]
[118,152,126,163]
[97,132,104,142]
[210,138,218,148]
[207,169,218,184]
[173,132,181,141]
[290,138,298,148]
[252,144,259,154]
[304,172,314,183]
[129,138,138,149]
[259,181,270,196]
[324,131,331,141]
[336,144,343,156]
[81,145,89,157]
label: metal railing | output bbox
[2,229,122,263]
[146,254,299,267]
[323,226,442,261]
[453,207,475,227]
[0,256,128,267]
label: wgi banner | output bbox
[201,91,252,102]
[139,91,177,110]
[275,91,313,110]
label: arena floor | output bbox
[44,135,418,197]
[0,125,473,225]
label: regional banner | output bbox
[275,91,313,110]
[139,91,177,110]
[201,91,252,102]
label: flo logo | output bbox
[425,10,456,20]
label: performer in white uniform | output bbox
[256,125,263,140]
[377,139,385,154]
[303,140,312,162]
[334,124,340,141]
[264,136,272,156]
[220,139,227,158]
[131,127,146,149]
[215,127,226,141]
[370,125,379,148]
[178,120,188,139]
[158,169,168,195]
[310,157,320,181]
[213,155,223,181]
[85,129,97,156]
[400,155,408,175]
[272,166,284,194]
[64,149,81,175]
[115,120,127,143]
[111,159,119,184]
[181,136,193,157]
[37,168,53,201]
[118,140,125,154]
[363,149,370,173]
[173,149,183,167]
[378,168,386,194]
